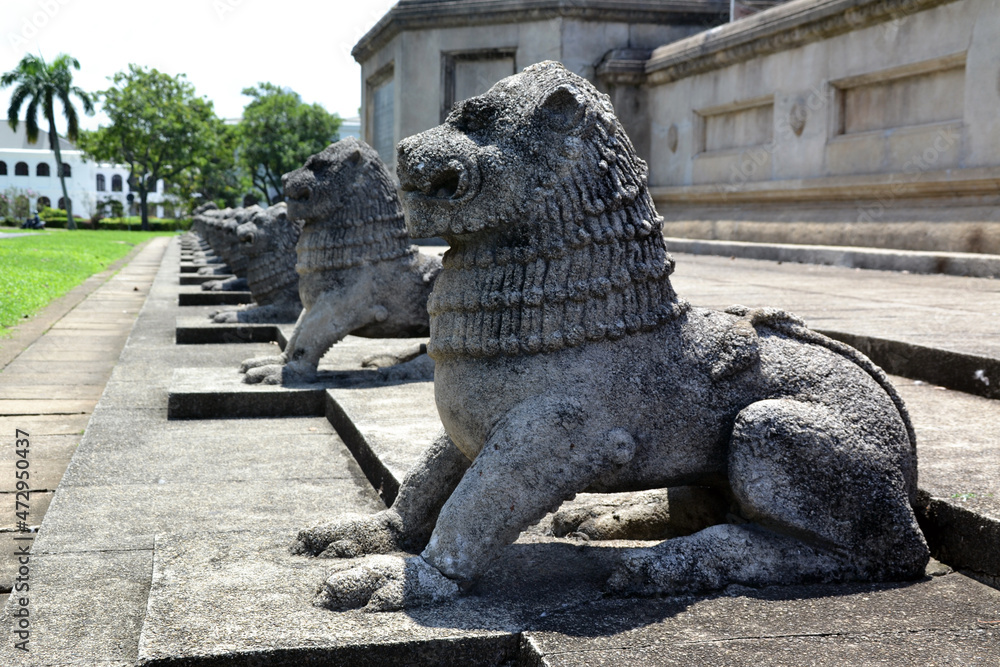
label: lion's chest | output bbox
[431,334,740,483]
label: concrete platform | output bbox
[1,235,997,665]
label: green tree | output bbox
[79,65,217,230]
[170,117,248,211]
[239,83,341,204]
[1,53,94,230]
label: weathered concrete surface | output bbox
[326,381,442,505]
[523,572,1000,666]
[138,530,519,666]
[1,550,152,666]
[895,378,1000,587]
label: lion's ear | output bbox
[538,85,585,131]
[346,147,363,167]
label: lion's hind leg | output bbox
[609,398,928,596]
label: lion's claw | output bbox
[292,511,405,557]
[314,555,459,612]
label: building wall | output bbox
[357,15,709,173]
[636,0,1000,253]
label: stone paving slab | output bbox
[61,417,363,487]
[0,385,105,400]
[0,400,95,416]
[0,415,88,437]
[523,572,1000,665]
[0,434,79,461]
[133,530,1000,666]
[0,549,152,666]
[168,368,337,419]
[138,530,521,666]
[31,477,382,554]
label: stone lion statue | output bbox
[240,138,442,384]
[295,62,929,610]
[194,206,252,289]
[209,202,303,324]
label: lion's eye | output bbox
[453,100,497,133]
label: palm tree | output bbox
[2,54,93,230]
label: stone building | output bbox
[617,0,1000,254]
[352,0,729,172]
[356,0,1000,254]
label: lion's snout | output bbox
[236,221,258,246]
[282,173,312,204]
[398,130,477,199]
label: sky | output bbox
[0,0,400,133]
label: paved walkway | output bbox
[0,236,170,607]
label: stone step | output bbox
[179,273,235,285]
[177,287,253,306]
[173,316,290,345]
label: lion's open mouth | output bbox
[400,160,472,202]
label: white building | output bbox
[0,122,169,220]
[337,116,361,142]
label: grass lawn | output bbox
[0,228,175,335]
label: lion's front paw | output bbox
[360,344,426,369]
[212,310,239,324]
[201,280,223,291]
[291,511,406,558]
[242,364,285,385]
[239,354,284,373]
[314,555,459,612]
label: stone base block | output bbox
[174,316,291,345]
[177,288,253,306]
